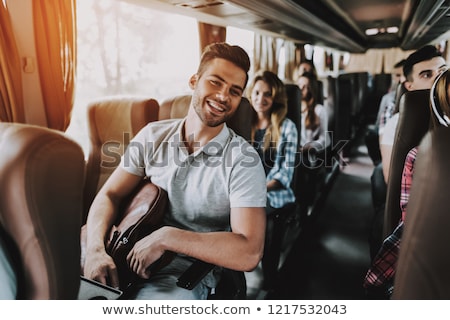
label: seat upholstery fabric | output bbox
[383,89,430,237]
[393,127,450,299]
[83,96,160,218]
[0,123,85,299]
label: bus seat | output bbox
[369,73,392,123]
[357,72,370,124]
[383,89,430,237]
[159,95,254,142]
[323,76,342,171]
[285,83,302,144]
[317,79,324,105]
[324,76,336,132]
[0,123,85,299]
[335,73,354,156]
[284,83,302,196]
[158,95,192,120]
[393,127,450,299]
[83,96,160,220]
[335,72,370,154]
[392,82,407,114]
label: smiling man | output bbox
[83,43,267,299]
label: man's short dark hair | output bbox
[393,59,406,69]
[197,42,251,88]
[403,45,442,80]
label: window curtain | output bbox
[198,22,226,54]
[345,48,413,74]
[33,0,77,131]
[383,47,413,73]
[345,49,384,74]
[253,34,278,74]
[283,40,298,81]
[0,2,25,123]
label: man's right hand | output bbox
[84,250,120,289]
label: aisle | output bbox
[266,146,374,299]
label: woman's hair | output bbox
[430,68,450,128]
[300,72,320,131]
[247,70,288,150]
[293,59,318,81]
[197,42,251,88]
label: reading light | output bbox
[365,28,378,36]
[387,26,399,33]
[365,26,399,36]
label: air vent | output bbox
[252,18,273,26]
[176,0,223,9]
[401,1,450,50]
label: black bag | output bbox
[81,179,174,290]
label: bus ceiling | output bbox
[125,0,450,53]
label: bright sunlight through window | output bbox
[66,0,200,155]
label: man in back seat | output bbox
[380,45,447,182]
[365,67,450,299]
[83,42,267,299]
[369,45,446,271]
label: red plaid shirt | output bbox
[364,147,418,293]
[364,221,403,290]
[400,147,418,221]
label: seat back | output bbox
[335,73,354,146]
[393,82,408,114]
[0,123,85,299]
[383,89,431,237]
[393,127,450,299]
[354,72,370,125]
[324,76,337,132]
[158,95,254,141]
[283,84,302,201]
[284,84,302,143]
[317,79,324,105]
[83,96,160,218]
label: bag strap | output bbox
[176,260,215,290]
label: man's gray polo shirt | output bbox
[120,118,267,233]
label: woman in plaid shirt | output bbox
[248,70,298,213]
[247,70,298,289]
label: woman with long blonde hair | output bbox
[247,70,298,212]
[247,70,298,290]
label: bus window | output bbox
[66,0,199,155]
[226,26,254,73]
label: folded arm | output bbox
[127,206,266,279]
